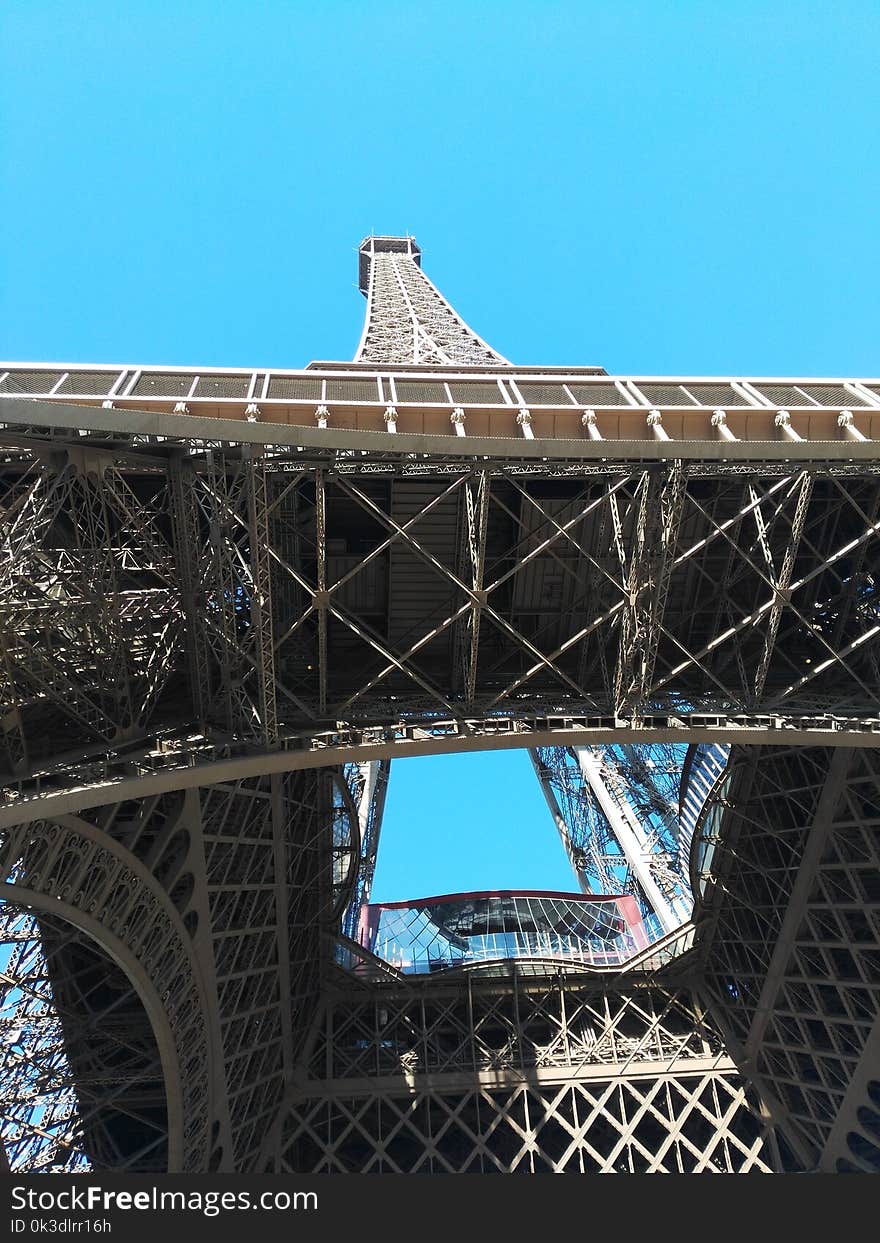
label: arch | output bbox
[0,895,171,1170]
[0,814,214,1171]
[1,721,878,833]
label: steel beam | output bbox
[3,397,879,460]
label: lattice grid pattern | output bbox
[0,906,167,1172]
[276,978,780,1173]
[701,745,880,1171]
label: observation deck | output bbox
[356,889,652,975]
[358,235,422,293]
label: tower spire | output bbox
[355,235,508,366]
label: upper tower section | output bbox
[355,235,509,367]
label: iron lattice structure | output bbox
[532,743,694,937]
[1,236,879,1173]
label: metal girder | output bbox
[751,471,814,703]
[204,450,251,735]
[455,470,490,706]
[614,465,686,717]
[169,453,209,728]
[4,395,879,460]
[193,450,281,744]
[313,469,327,714]
[243,447,278,746]
[2,713,879,831]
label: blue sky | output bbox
[2,2,878,899]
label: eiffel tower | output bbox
[1,237,879,1174]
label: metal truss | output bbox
[355,237,507,366]
[0,809,209,1171]
[0,449,183,771]
[170,447,278,744]
[0,764,362,1172]
[696,744,880,1172]
[1,236,879,1174]
[3,448,878,783]
[0,904,167,1172]
[533,743,692,936]
[337,760,390,942]
[271,973,781,1173]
